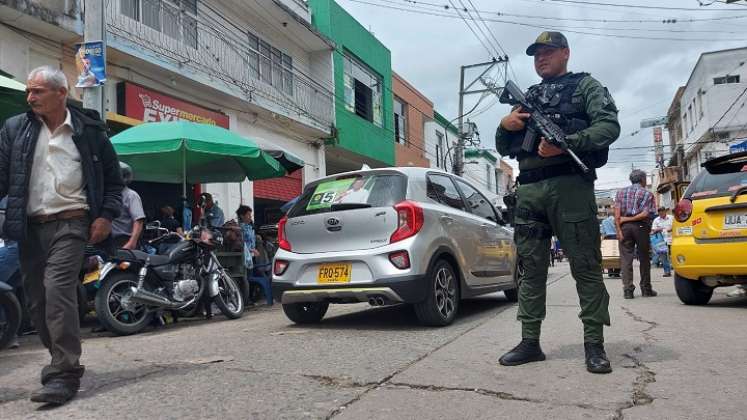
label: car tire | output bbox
[414,259,460,327]
[282,302,329,324]
[674,273,713,305]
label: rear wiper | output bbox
[330,203,372,211]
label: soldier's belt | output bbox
[517,164,587,185]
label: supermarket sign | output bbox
[117,82,229,128]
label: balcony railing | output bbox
[104,0,333,129]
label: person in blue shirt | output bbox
[600,211,617,239]
[201,193,224,227]
[236,205,258,272]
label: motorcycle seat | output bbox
[115,249,172,266]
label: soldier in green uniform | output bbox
[496,32,620,374]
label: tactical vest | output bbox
[519,72,609,169]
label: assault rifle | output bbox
[499,80,590,173]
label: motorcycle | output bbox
[94,225,244,336]
[0,280,21,350]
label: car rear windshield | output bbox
[685,165,747,200]
[288,173,407,217]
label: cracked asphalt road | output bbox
[2,263,746,419]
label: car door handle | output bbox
[441,215,455,224]
[481,224,493,230]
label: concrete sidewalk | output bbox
[337,264,747,420]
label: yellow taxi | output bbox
[671,151,747,305]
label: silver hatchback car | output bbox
[272,167,518,326]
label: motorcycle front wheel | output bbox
[213,271,244,319]
[95,272,153,336]
[0,291,21,350]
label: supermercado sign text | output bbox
[118,83,229,128]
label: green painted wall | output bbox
[308,0,394,166]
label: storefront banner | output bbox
[75,41,106,88]
[119,82,230,128]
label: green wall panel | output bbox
[309,0,394,166]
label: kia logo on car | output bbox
[326,217,341,226]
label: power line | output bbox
[464,0,508,56]
[400,0,747,23]
[543,0,747,11]
[345,0,747,41]
[448,0,496,58]
[711,87,747,131]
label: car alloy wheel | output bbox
[434,266,457,319]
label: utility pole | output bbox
[455,57,509,176]
[83,0,106,116]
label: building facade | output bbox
[308,0,395,174]
[462,148,511,209]
[392,72,431,168]
[674,47,747,181]
[0,0,335,225]
[424,111,459,171]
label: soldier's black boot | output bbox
[623,289,634,299]
[641,287,658,297]
[584,342,612,374]
[499,338,546,366]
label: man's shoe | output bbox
[641,289,658,297]
[29,380,78,405]
[623,289,634,299]
[499,338,546,366]
[584,342,612,374]
[662,273,672,277]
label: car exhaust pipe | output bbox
[368,297,378,306]
[376,297,385,306]
[129,287,184,309]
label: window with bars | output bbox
[120,0,198,49]
[713,75,740,85]
[246,31,293,96]
[435,131,444,169]
[393,97,407,144]
[343,52,383,127]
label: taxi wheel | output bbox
[674,274,713,305]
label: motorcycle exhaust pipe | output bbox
[129,287,184,309]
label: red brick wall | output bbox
[254,170,303,202]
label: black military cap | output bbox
[526,31,569,56]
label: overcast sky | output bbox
[336,0,747,190]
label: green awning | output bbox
[110,121,284,188]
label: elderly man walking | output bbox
[615,169,658,299]
[0,66,123,405]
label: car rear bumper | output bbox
[272,274,429,304]
[672,236,747,280]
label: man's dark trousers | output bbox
[619,221,652,293]
[19,216,88,386]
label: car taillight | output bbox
[274,259,289,276]
[674,198,693,223]
[390,201,424,243]
[278,216,291,251]
[389,251,411,269]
